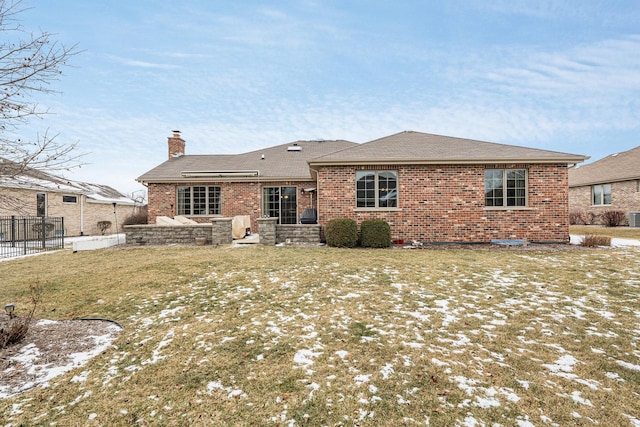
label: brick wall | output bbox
[147,180,316,231]
[147,183,176,222]
[569,180,640,224]
[168,133,185,159]
[316,163,571,243]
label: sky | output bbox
[11,0,640,197]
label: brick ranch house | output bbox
[138,131,587,243]
[569,145,640,225]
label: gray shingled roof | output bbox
[137,139,357,183]
[309,131,588,166]
[569,145,640,187]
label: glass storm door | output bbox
[263,186,297,224]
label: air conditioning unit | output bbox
[630,212,640,227]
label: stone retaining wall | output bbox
[275,224,321,244]
[125,219,322,246]
[125,224,218,245]
[257,217,277,245]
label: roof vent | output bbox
[287,144,302,152]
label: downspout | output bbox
[80,195,85,236]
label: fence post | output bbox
[11,215,16,248]
[61,217,64,248]
[22,217,27,255]
[41,216,47,249]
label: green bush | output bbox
[360,219,391,248]
[325,218,358,248]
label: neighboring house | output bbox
[0,158,137,236]
[568,145,640,225]
[138,131,587,243]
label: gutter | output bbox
[569,175,640,188]
[136,176,316,185]
[308,157,588,169]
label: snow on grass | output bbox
[543,355,578,373]
[3,245,640,425]
[0,322,122,399]
[616,360,640,371]
[206,380,246,400]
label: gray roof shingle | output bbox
[137,139,357,183]
[309,131,588,165]
[569,145,640,187]
[138,131,588,184]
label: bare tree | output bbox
[1,0,81,176]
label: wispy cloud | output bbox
[484,36,640,95]
[106,55,180,69]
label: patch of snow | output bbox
[605,372,623,381]
[380,363,394,380]
[570,391,593,406]
[335,350,348,359]
[543,355,578,373]
[624,414,640,427]
[354,374,371,385]
[293,349,321,372]
[617,360,640,371]
[475,396,500,408]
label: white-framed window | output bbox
[592,184,611,205]
[485,169,527,207]
[62,195,78,204]
[177,186,221,215]
[356,170,397,208]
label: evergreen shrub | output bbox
[325,218,358,248]
[360,219,391,248]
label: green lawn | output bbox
[1,244,640,426]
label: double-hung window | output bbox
[592,184,611,205]
[485,169,527,207]
[177,186,221,215]
[356,171,397,208]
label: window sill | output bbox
[590,204,611,207]
[354,207,402,212]
[483,207,532,211]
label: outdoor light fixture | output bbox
[4,303,16,319]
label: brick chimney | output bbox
[168,130,185,159]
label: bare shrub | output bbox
[586,211,602,225]
[580,235,611,247]
[601,210,626,227]
[569,210,587,225]
[1,284,43,349]
[97,221,112,235]
[123,206,148,225]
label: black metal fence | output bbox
[0,216,65,259]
